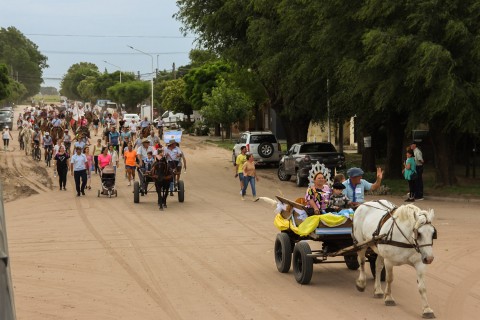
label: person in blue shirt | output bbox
[108,126,120,155]
[403,149,417,202]
[342,167,383,208]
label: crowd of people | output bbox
[12,102,185,198]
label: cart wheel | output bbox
[369,254,386,282]
[274,233,292,273]
[133,181,140,203]
[292,241,313,284]
[177,180,185,203]
[344,254,360,270]
[97,190,100,197]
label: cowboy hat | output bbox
[142,138,150,143]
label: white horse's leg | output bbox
[356,248,367,292]
[373,255,385,298]
[383,260,396,306]
[415,263,435,318]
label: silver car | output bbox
[232,131,282,165]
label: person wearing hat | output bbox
[410,141,424,200]
[2,127,13,151]
[43,131,53,162]
[136,138,153,192]
[342,167,383,208]
[108,126,120,155]
[326,182,351,212]
[165,139,186,196]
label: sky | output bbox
[0,0,196,90]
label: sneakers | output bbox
[128,181,131,186]
[81,191,86,196]
[77,193,81,197]
[415,198,424,201]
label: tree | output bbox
[60,62,99,100]
[0,63,10,101]
[159,78,192,116]
[40,87,59,95]
[107,81,150,111]
[201,81,253,140]
[0,27,48,97]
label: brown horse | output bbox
[51,126,64,145]
[151,157,174,211]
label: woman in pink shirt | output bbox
[97,147,112,174]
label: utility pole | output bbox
[172,62,176,79]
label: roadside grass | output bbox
[206,139,235,151]
[32,94,61,103]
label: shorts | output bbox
[93,125,98,129]
[238,173,244,181]
[125,165,136,170]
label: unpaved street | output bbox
[2,124,480,319]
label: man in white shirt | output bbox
[70,146,88,196]
[410,141,424,200]
[136,139,154,192]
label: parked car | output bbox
[232,131,283,165]
[123,113,140,127]
[277,142,346,187]
[0,109,13,130]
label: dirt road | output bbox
[2,122,479,319]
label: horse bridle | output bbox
[364,201,437,253]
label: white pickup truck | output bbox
[159,110,185,128]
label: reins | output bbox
[360,201,436,253]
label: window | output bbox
[249,134,277,144]
[300,143,337,153]
[239,134,247,144]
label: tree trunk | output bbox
[384,115,406,179]
[278,114,310,148]
[429,116,458,186]
[338,118,344,153]
[214,124,221,136]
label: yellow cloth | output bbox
[236,154,247,173]
[273,213,351,236]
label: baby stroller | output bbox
[98,165,117,198]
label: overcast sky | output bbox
[0,0,195,90]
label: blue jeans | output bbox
[242,176,256,197]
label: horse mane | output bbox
[392,204,421,224]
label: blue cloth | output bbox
[404,157,417,180]
[109,131,120,145]
[342,179,372,203]
[74,141,86,150]
[71,153,87,171]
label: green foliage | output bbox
[0,63,10,100]
[201,81,253,138]
[40,87,59,95]
[159,78,192,116]
[0,27,48,98]
[107,81,150,111]
[184,60,232,109]
[93,70,136,99]
[60,62,99,100]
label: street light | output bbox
[103,60,122,83]
[127,45,154,121]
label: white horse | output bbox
[353,201,437,318]
[22,127,34,156]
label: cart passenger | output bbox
[342,167,383,208]
[136,138,154,192]
[326,182,351,212]
[305,172,329,215]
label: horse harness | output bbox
[364,201,437,253]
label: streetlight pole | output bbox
[127,45,154,121]
[103,60,122,83]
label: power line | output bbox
[42,51,189,55]
[26,33,195,39]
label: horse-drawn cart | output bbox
[273,196,385,284]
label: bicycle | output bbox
[45,146,53,167]
[32,143,41,161]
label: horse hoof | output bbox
[355,284,365,292]
[385,300,396,306]
[374,293,383,299]
[422,312,435,319]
